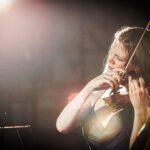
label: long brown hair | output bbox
[114,26,150,75]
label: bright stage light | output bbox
[0,0,15,13]
[0,0,14,14]
[0,0,10,7]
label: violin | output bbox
[96,20,150,112]
[103,68,150,112]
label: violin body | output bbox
[102,68,150,112]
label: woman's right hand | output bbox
[87,68,125,91]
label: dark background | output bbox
[0,0,149,149]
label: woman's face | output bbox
[106,40,129,71]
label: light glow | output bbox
[0,0,14,13]
[0,0,10,7]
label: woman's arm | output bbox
[56,68,124,134]
[129,77,150,148]
[56,80,105,134]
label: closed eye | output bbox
[114,54,124,62]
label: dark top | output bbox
[131,120,150,150]
[82,103,134,150]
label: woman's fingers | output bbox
[132,79,140,91]
[128,76,133,94]
[112,68,126,78]
[103,68,125,89]
[106,72,121,82]
[129,77,145,92]
[113,68,126,74]
[106,68,125,82]
[102,73,119,89]
[139,77,145,88]
[129,76,149,108]
[101,76,116,89]
[92,68,126,90]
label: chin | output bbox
[103,65,109,73]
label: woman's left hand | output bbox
[129,76,150,123]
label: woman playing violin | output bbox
[56,25,150,150]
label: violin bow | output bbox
[94,20,150,91]
[124,20,150,71]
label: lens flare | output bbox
[0,0,14,13]
[0,0,10,7]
